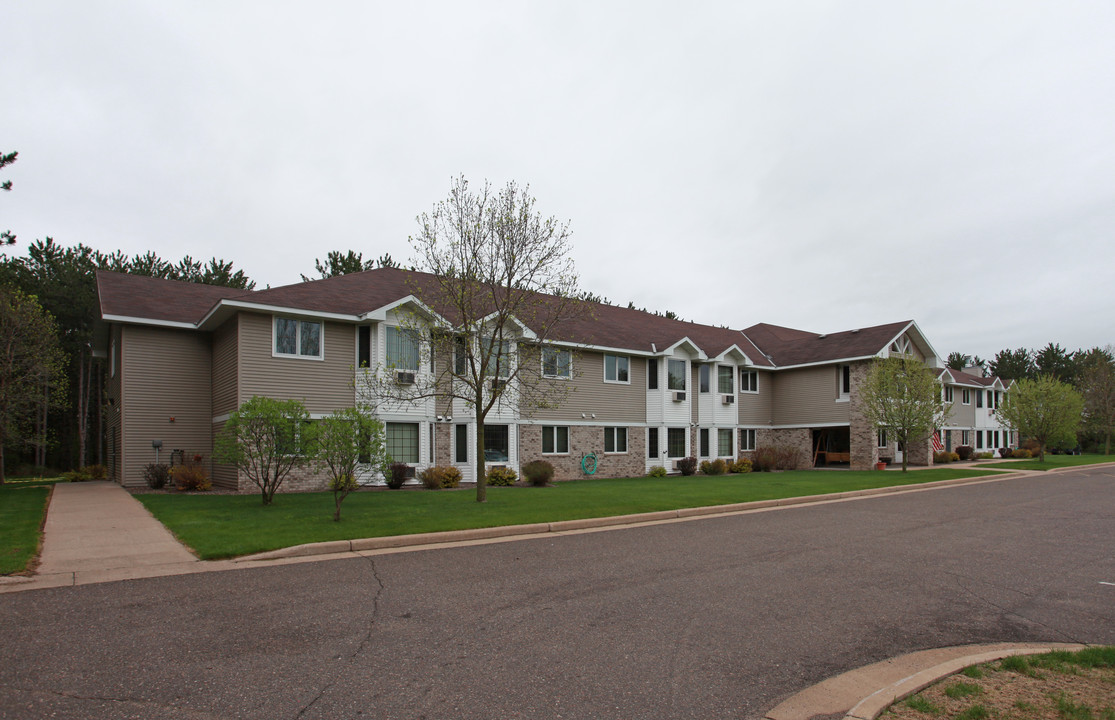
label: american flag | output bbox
[932,430,944,452]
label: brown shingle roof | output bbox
[97,270,252,325]
[742,320,912,367]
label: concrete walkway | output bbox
[32,481,201,585]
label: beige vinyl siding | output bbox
[120,325,213,488]
[771,366,851,426]
[211,316,239,417]
[210,420,237,490]
[237,312,355,414]
[945,393,976,427]
[737,371,772,424]
[526,351,646,423]
[105,325,123,482]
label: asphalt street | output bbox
[2,468,1113,719]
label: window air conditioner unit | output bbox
[722,394,735,405]
[672,391,686,402]
[491,378,507,391]
[396,371,415,385]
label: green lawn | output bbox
[981,453,1113,472]
[137,467,999,560]
[0,480,56,575]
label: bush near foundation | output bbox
[675,457,698,476]
[955,445,974,461]
[486,467,517,486]
[144,463,170,489]
[419,465,462,489]
[699,458,727,475]
[171,456,211,492]
[752,445,799,472]
[521,460,554,487]
[933,451,961,463]
[729,458,752,473]
[1012,448,1032,458]
[386,463,410,489]
[647,466,668,477]
[998,447,1013,458]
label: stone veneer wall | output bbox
[236,464,333,494]
[848,361,880,471]
[518,425,646,480]
[751,428,813,469]
[906,436,933,466]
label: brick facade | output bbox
[518,424,646,480]
[753,428,812,469]
[848,361,880,471]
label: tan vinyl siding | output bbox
[737,371,773,424]
[237,312,355,414]
[211,316,239,417]
[771,366,851,426]
[105,325,123,482]
[525,351,646,423]
[210,421,238,490]
[945,395,976,426]
[120,326,213,488]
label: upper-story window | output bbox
[604,354,629,383]
[944,386,954,402]
[699,364,710,393]
[453,336,469,376]
[740,369,758,393]
[838,364,851,398]
[667,359,686,391]
[481,336,512,378]
[976,390,984,408]
[962,389,971,405]
[385,326,419,370]
[890,336,912,355]
[542,347,571,379]
[647,358,658,390]
[275,317,322,359]
[717,366,734,394]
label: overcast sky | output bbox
[4,2,1113,362]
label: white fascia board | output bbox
[362,295,450,327]
[197,300,360,329]
[769,355,879,371]
[661,337,706,360]
[709,345,752,365]
[902,320,943,365]
[102,313,199,330]
[478,311,539,341]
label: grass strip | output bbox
[982,453,1112,471]
[0,484,52,574]
[137,467,998,559]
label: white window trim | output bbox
[604,426,628,454]
[717,428,734,457]
[962,389,971,405]
[273,316,324,361]
[541,426,570,455]
[877,429,888,448]
[667,359,687,391]
[717,366,734,395]
[603,354,631,385]
[739,369,758,394]
[541,347,572,380]
[739,428,757,452]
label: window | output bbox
[604,427,627,454]
[454,424,468,463]
[878,429,888,448]
[890,336,912,355]
[718,429,733,457]
[453,336,468,376]
[604,354,629,383]
[110,337,116,378]
[976,432,983,449]
[993,430,1000,448]
[699,429,709,456]
[740,370,758,393]
[358,326,371,367]
[962,430,970,445]
[275,317,322,358]
[667,359,686,391]
[542,347,571,379]
[386,422,419,464]
[667,427,686,458]
[718,366,734,394]
[483,424,509,462]
[994,391,1001,409]
[976,390,984,409]
[648,427,659,458]
[739,429,756,452]
[699,365,710,393]
[481,336,512,378]
[987,430,994,448]
[647,358,658,390]
[542,426,569,454]
[944,386,954,402]
[385,326,419,370]
[962,389,971,405]
[839,365,852,396]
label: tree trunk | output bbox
[474,404,487,503]
[334,493,342,522]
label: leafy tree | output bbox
[989,348,1035,382]
[213,396,311,505]
[1,150,17,247]
[302,251,402,281]
[361,176,586,502]
[312,406,388,521]
[859,356,947,472]
[945,352,986,373]
[1033,343,1079,385]
[995,375,1084,461]
[1077,346,1115,454]
[0,288,67,482]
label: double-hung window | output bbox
[878,429,888,448]
[604,427,627,454]
[542,347,572,379]
[717,429,733,456]
[717,366,734,394]
[482,337,512,378]
[386,326,419,371]
[838,365,851,398]
[944,386,954,402]
[542,426,569,454]
[962,389,971,405]
[740,370,758,393]
[667,359,686,391]
[274,317,322,358]
[739,428,756,452]
[604,354,629,383]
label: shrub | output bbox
[975,452,994,459]
[950,451,960,462]
[486,466,517,486]
[729,458,752,473]
[955,445,974,461]
[753,445,798,471]
[386,463,410,489]
[1021,438,1041,453]
[675,457,698,476]
[709,458,728,475]
[81,464,107,480]
[998,447,1013,458]
[1012,448,1032,459]
[60,469,89,482]
[934,451,952,464]
[144,463,170,489]
[521,460,555,487]
[418,465,464,490]
[699,460,712,475]
[170,459,212,492]
[647,466,668,477]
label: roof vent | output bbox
[851,329,860,333]
[818,334,827,339]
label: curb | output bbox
[764,642,1088,720]
[235,470,1031,563]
